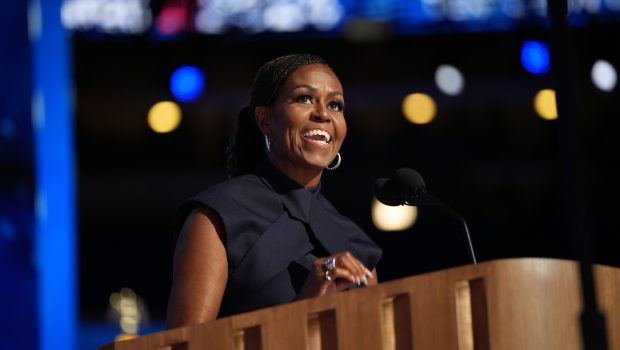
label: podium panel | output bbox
[100,258,620,350]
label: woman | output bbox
[165,53,382,328]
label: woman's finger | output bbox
[332,252,370,286]
[335,256,363,285]
[322,252,372,286]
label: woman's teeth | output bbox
[302,129,332,144]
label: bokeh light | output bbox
[109,287,142,336]
[155,5,187,36]
[193,0,343,34]
[591,59,618,92]
[147,101,182,133]
[402,93,437,124]
[115,333,138,341]
[308,0,344,31]
[435,64,465,96]
[60,0,152,34]
[371,198,418,231]
[534,89,558,120]
[521,40,550,75]
[263,3,306,32]
[170,66,205,102]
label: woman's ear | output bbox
[255,106,271,135]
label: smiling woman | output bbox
[256,63,347,187]
[165,53,382,328]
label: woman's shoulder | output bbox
[174,172,280,239]
[185,172,282,221]
[195,173,263,201]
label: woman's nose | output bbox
[311,104,330,122]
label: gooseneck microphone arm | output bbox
[404,190,477,265]
[374,168,478,265]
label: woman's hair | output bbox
[225,53,330,177]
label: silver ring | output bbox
[324,256,336,271]
[322,256,336,281]
[324,269,333,281]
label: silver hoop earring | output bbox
[326,153,341,171]
[264,134,272,154]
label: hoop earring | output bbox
[264,134,272,154]
[326,153,341,171]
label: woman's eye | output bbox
[328,101,344,111]
[296,95,312,103]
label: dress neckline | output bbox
[253,160,321,224]
[253,160,321,196]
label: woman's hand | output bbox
[296,251,375,300]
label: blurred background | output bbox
[2,0,620,349]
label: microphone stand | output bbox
[405,192,477,265]
[547,1,608,349]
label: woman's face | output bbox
[258,64,347,173]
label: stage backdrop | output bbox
[0,1,36,349]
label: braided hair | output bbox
[225,53,330,178]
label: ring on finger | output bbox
[324,256,336,271]
[322,256,336,281]
[324,269,333,281]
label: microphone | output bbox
[373,169,432,206]
[373,178,402,206]
[374,168,478,264]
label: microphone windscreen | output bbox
[394,168,426,196]
[373,178,403,206]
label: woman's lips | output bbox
[302,135,331,148]
[302,129,332,142]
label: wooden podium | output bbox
[100,258,620,350]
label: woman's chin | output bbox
[300,146,337,166]
[279,148,338,172]
[301,156,334,171]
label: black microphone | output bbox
[373,178,402,206]
[374,168,477,264]
[373,168,430,205]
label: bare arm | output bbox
[165,207,228,329]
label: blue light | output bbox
[32,0,77,349]
[521,41,550,75]
[170,66,205,102]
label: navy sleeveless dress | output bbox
[176,161,382,317]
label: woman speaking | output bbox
[165,53,382,328]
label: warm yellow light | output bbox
[147,101,182,133]
[115,333,138,341]
[109,292,120,309]
[120,287,136,298]
[110,287,142,335]
[402,93,437,124]
[371,198,418,231]
[534,89,558,120]
[120,317,138,334]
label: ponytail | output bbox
[225,106,265,178]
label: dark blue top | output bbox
[176,161,382,317]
